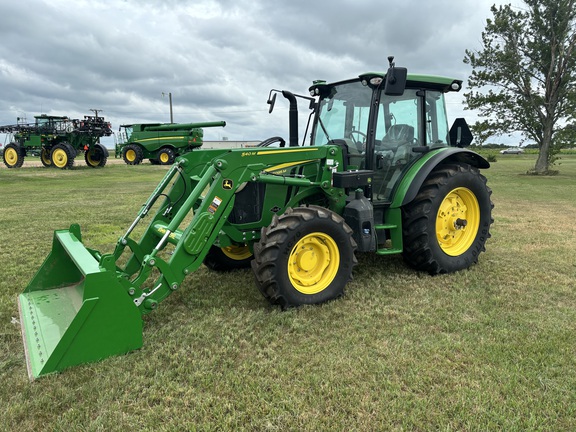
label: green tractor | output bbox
[1,113,112,169]
[116,120,226,165]
[18,59,493,379]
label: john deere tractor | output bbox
[116,120,226,165]
[18,59,493,379]
[1,113,112,169]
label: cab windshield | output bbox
[121,126,133,142]
[311,81,372,146]
[312,80,450,149]
[36,118,51,133]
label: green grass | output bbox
[1,157,576,431]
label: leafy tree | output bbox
[464,0,576,174]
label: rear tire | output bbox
[40,148,52,167]
[3,143,24,168]
[51,143,75,169]
[252,205,357,309]
[402,163,493,274]
[122,144,143,165]
[204,244,253,271]
[85,144,108,167]
[157,147,176,165]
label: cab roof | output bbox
[311,73,463,94]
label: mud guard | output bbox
[391,147,490,208]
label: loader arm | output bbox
[112,145,344,313]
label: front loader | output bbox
[18,58,493,379]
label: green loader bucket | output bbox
[18,225,142,380]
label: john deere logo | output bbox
[222,179,233,190]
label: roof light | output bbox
[370,77,383,86]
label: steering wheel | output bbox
[348,130,367,151]
[257,136,286,147]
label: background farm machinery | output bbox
[1,112,112,169]
[116,121,226,165]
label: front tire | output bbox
[3,143,24,168]
[252,205,357,309]
[402,163,493,274]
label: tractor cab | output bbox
[117,124,135,144]
[35,115,72,135]
[308,71,468,203]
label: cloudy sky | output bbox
[1,0,515,146]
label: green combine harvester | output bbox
[1,113,112,169]
[18,58,493,379]
[116,120,226,165]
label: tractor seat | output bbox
[380,124,414,149]
[373,124,417,199]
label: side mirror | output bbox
[267,93,277,114]
[449,118,474,147]
[384,66,407,96]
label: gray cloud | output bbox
[1,0,503,144]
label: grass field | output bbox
[1,155,575,431]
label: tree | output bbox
[464,0,576,174]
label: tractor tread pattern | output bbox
[157,147,176,165]
[51,142,75,169]
[402,163,493,274]
[251,205,357,309]
[123,144,144,165]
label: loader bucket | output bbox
[18,224,142,380]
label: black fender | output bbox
[392,147,490,207]
[94,142,109,157]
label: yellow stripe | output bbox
[138,136,186,143]
[267,160,315,171]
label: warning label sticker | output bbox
[208,196,222,214]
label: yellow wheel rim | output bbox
[4,148,18,165]
[159,152,169,163]
[41,148,51,165]
[288,232,339,295]
[52,148,68,168]
[86,151,100,166]
[436,187,480,256]
[221,245,252,261]
[125,149,136,162]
